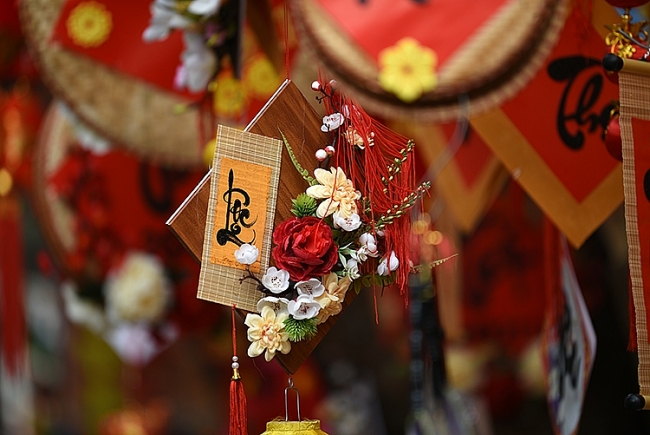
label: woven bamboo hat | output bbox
[20,0,204,168]
[290,0,570,122]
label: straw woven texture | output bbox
[19,0,203,168]
[198,125,281,312]
[619,71,650,397]
[290,0,569,122]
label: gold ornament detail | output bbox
[66,1,113,48]
[605,9,648,59]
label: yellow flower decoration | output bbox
[378,37,438,103]
[66,1,113,48]
[213,75,247,118]
[315,273,352,324]
[244,55,281,99]
[244,306,291,362]
[305,167,361,218]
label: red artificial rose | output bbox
[272,217,338,282]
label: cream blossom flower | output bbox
[104,252,171,324]
[245,306,291,362]
[315,273,352,324]
[305,167,361,218]
[234,243,259,265]
[359,233,379,257]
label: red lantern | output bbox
[605,114,623,162]
[605,0,649,7]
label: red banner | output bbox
[471,4,623,247]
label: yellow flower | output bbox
[244,306,291,361]
[213,75,247,118]
[378,37,437,103]
[66,1,113,48]
[305,167,361,218]
[315,273,352,324]
[244,55,281,99]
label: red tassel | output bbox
[0,197,26,376]
[318,74,418,296]
[229,305,248,435]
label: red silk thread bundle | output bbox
[230,305,248,435]
[318,76,417,294]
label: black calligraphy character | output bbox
[557,300,580,401]
[548,56,615,151]
[216,169,256,247]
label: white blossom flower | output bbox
[257,296,289,316]
[341,257,360,280]
[187,0,222,16]
[245,306,291,361]
[62,281,107,333]
[288,294,321,320]
[143,0,192,42]
[234,243,259,265]
[321,113,345,132]
[359,232,379,257]
[333,212,362,232]
[295,278,325,298]
[105,322,178,366]
[262,267,291,294]
[175,32,217,93]
[377,251,399,276]
[104,252,171,324]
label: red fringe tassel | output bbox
[229,305,248,435]
[319,75,417,296]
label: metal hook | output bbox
[284,377,301,421]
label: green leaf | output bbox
[279,129,319,186]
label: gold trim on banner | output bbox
[470,109,623,248]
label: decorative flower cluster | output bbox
[143,0,235,93]
[233,82,431,362]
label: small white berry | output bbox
[315,149,328,161]
[325,145,335,155]
[311,81,321,91]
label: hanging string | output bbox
[229,305,248,435]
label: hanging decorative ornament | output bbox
[32,103,220,365]
[289,0,570,122]
[259,378,329,435]
[21,0,238,167]
[169,78,434,373]
[604,107,623,161]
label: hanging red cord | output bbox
[229,305,248,435]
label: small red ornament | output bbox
[605,115,623,161]
[604,0,649,7]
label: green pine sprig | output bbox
[284,317,318,342]
[291,193,318,217]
